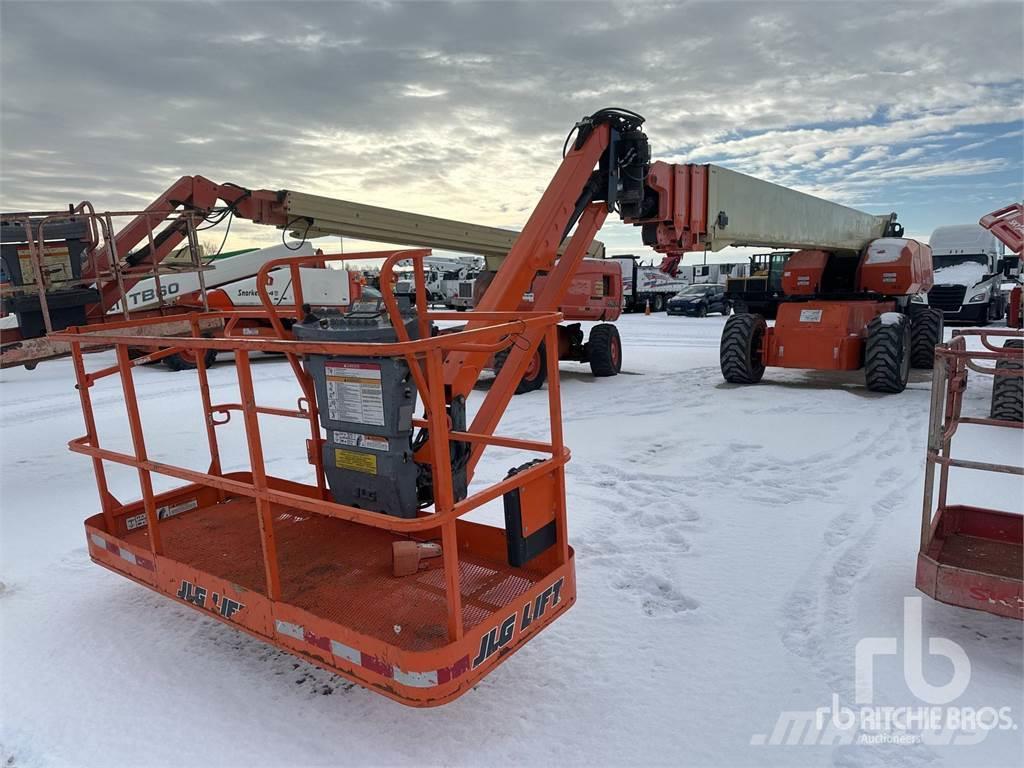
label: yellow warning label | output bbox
[16,244,72,285]
[334,448,377,475]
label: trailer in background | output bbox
[612,254,748,312]
[611,254,689,312]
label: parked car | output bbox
[666,283,731,316]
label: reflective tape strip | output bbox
[87,532,154,571]
[393,668,439,688]
[275,620,465,689]
[275,620,304,641]
[330,639,360,666]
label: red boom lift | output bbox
[917,328,1022,619]
[719,238,940,393]
[979,202,1023,328]
[915,203,1023,620]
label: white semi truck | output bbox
[913,225,1008,324]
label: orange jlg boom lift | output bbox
[56,108,927,705]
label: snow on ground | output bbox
[1,313,1021,768]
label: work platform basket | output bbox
[54,249,575,706]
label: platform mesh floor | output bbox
[123,497,545,651]
[938,533,1023,580]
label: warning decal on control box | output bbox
[332,430,390,451]
[335,448,378,474]
[324,362,385,426]
[799,309,823,323]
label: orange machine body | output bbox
[857,238,933,295]
[764,237,932,372]
[764,300,896,370]
[781,250,829,296]
[522,258,622,321]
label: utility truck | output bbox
[394,255,483,306]
[611,254,690,312]
[614,255,745,312]
[913,224,1007,324]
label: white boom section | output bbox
[216,266,354,308]
[281,192,604,270]
[112,242,315,313]
[704,165,894,254]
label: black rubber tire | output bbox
[164,348,217,372]
[910,308,944,369]
[990,339,1023,422]
[865,314,911,393]
[720,313,766,384]
[697,303,708,318]
[493,343,547,394]
[652,294,665,312]
[587,323,622,377]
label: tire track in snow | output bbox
[572,466,703,618]
[774,396,936,767]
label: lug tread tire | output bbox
[164,348,217,372]
[865,315,911,393]
[494,343,547,394]
[720,313,766,384]
[587,323,621,377]
[910,308,944,369]
[991,339,1024,422]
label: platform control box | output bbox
[294,302,422,518]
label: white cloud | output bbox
[1,1,1020,252]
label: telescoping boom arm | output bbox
[87,108,903,466]
[444,108,903,447]
[81,177,604,320]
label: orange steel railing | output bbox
[1,206,211,335]
[52,251,570,644]
[921,328,1023,550]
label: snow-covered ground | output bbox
[1,313,1021,768]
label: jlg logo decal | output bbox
[175,578,246,620]
[471,577,564,668]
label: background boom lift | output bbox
[980,202,1024,329]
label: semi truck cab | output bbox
[914,224,1007,324]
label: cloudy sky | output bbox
[2,1,1022,262]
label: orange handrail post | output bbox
[69,336,118,533]
[425,346,464,641]
[115,344,163,555]
[190,314,225,500]
[544,322,571,566]
[235,349,283,600]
